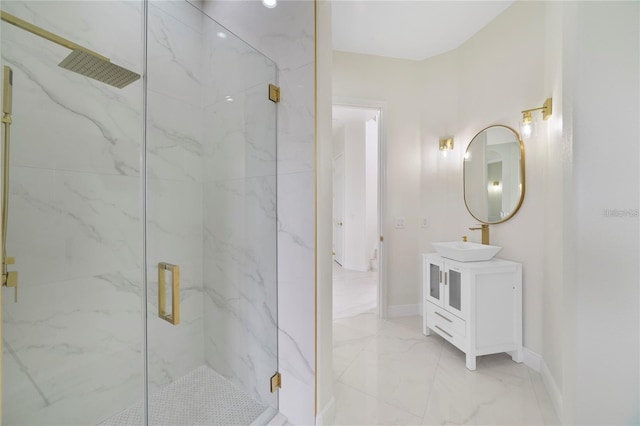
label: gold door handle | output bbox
[3,256,17,302]
[158,262,180,325]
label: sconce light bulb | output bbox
[263,0,277,8]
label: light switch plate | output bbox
[395,217,406,229]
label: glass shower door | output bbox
[143,1,279,424]
[0,1,145,425]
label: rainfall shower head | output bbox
[59,50,140,89]
[1,10,140,89]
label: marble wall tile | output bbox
[3,0,311,424]
[2,270,144,425]
[201,2,316,423]
[6,169,142,287]
[146,177,205,388]
[201,1,314,71]
[2,25,143,177]
[202,176,278,408]
[150,0,204,35]
[277,171,316,425]
[1,1,143,72]
[147,89,204,182]
[147,2,203,105]
[201,19,276,108]
[276,63,315,175]
[2,1,146,424]
[202,82,277,182]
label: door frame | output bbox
[332,97,388,318]
[332,152,345,266]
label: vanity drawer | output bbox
[425,302,466,337]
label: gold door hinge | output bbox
[270,372,282,393]
[380,236,384,242]
[268,84,280,103]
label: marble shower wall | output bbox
[1,0,280,424]
[200,16,278,409]
[145,0,206,393]
[0,1,145,424]
[147,0,280,408]
[201,2,316,424]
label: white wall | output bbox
[561,2,639,423]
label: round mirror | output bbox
[463,125,525,224]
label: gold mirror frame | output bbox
[463,125,525,224]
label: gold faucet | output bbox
[469,224,490,245]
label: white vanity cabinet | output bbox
[422,253,523,370]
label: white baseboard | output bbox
[520,348,563,419]
[540,358,563,419]
[387,304,420,317]
[341,262,369,272]
[315,396,336,425]
[523,347,542,372]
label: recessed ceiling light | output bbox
[216,32,227,39]
[262,0,277,8]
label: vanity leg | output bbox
[465,354,476,371]
[423,322,430,336]
[508,348,524,363]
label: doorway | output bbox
[331,104,382,319]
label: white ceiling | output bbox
[332,1,514,61]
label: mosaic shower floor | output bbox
[100,365,275,426]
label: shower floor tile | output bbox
[99,365,271,426]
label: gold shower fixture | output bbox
[2,66,18,302]
[0,10,140,88]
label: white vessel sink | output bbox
[432,241,502,262]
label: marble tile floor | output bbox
[333,262,378,319]
[333,313,560,425]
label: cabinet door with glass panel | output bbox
[423,255,467,320]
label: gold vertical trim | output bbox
[0,65,9,417]
[313,0,318,418]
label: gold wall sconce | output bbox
[439,137,454,158]
[520,97,552,139]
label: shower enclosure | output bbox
[0,1,279,424]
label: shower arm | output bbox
[0,10,109,62]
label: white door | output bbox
[333,153,345,265]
